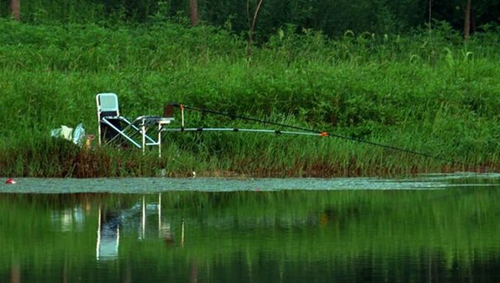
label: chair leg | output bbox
[158,123,162,158]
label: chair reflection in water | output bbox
[96,194,184,260]
[138,194,177,245]
[96,206,120,260]
[96,92,175,157]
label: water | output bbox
[2,173,500,282]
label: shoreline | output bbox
[3,172,500,194]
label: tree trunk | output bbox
[463,0,472,40]
[190,0,198,26]
[10,0,20,21]
[247,0,264,58]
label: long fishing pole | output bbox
[166,103,480,169]
[163,127,325,136]
[168,103,314,133]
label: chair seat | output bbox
[134,116,175,126]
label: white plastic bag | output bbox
[51,123,86,147]
[72,123,86,146]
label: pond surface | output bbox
[2,173,500,282]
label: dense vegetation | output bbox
[3,0,500,39]
[0,1,499,177]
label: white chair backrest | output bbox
[96,93,120,115]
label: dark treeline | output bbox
[2,0,499,39]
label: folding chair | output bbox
[96,93,174,157]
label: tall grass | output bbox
[1,19,499,177]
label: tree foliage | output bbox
[1,0,499,39]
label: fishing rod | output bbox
[167,103,318,133]
[165,103,482,169]
[162,127,326,137]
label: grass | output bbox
[0,19,499,177]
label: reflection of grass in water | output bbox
[0,188,499,277]
[156,188,500,276]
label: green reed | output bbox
[1,19,499,177]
